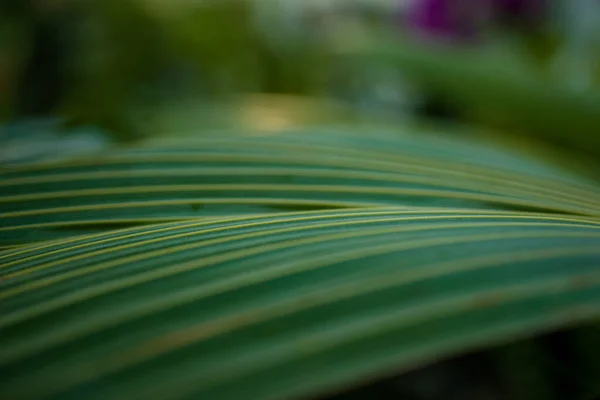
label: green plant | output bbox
[2,1,600,398]
[2,127,600,399]
[338,32,600,158]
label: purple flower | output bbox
[403,0,546,45]
[404,0,492,44]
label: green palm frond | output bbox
[2,130,600,246]
[2,128,600,400]
[2,208,600,399]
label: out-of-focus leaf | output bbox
[61,0,178,141]
[0,118,111,166]
[2,129,600,246]
[1,208,600,399]
[338,34,600,156]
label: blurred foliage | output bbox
[340,32,600,158]
[1,1,600,400]
[1,0,598,148]
[1,0,337,140]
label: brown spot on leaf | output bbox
[471,292,505,309]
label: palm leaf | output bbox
[2,128,600,399]
[2,129,600,246]
[2,208,600,399]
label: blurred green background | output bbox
[1,0,598,164]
